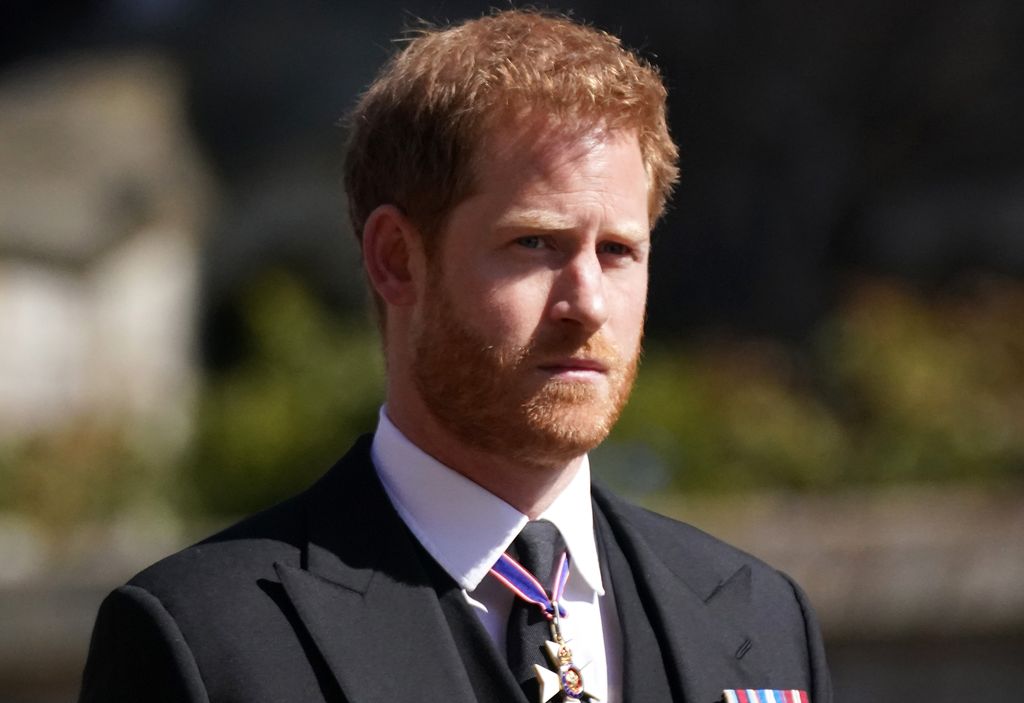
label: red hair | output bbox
[344,9,679,247]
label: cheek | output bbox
[453,274,552,345]
[481,284,549,334]
[609,277,648,339]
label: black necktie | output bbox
[506,519,566,701]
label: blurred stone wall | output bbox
[0,53,212,452]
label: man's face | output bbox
[411,123,650,468]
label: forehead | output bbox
[469,119,648,204]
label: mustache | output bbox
[520,331,623,366]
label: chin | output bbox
[516,397,618,466]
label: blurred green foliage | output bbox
[182,273,384,516]
[3,273,1022,527]
[0,421,161,534]
[611,277,1024,492]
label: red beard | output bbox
[412,282,639,469]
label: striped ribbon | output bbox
[722,690,808,703]
[489,550,570,619]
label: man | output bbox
[80,10,831,703]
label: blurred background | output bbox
[1,1,1022,701]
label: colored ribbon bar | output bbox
[722,690,809,703]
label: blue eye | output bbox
[517,236,544,249]
[600,241,632,256]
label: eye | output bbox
[599,240,633,257]
[516,235,545,249]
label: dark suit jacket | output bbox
[79,436,831,702]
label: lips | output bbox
[530,334,620,376]
[536,357,610,374]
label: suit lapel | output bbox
[429,559,530,703]
[593,486,770,703]
[276,437,477,703]
[595,505,674,701]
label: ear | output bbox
[361,204,424,307]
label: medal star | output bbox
[534,664,564,703]
[530,640,599,702]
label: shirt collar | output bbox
[370,406,604,596]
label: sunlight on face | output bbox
[411,124,650,468]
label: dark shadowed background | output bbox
[1,1,1022,701]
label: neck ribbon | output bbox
[489,550,570,619]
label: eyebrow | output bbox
[494,209,649,241]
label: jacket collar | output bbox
[275,436,479,703]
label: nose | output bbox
[548,251,608,333]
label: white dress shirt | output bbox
[371,407,622,702]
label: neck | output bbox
[385,395,584,519]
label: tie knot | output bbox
[512,519,565,584]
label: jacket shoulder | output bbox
[594,485,801,602]
[126,434,377,602]
[127,492,306,602]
